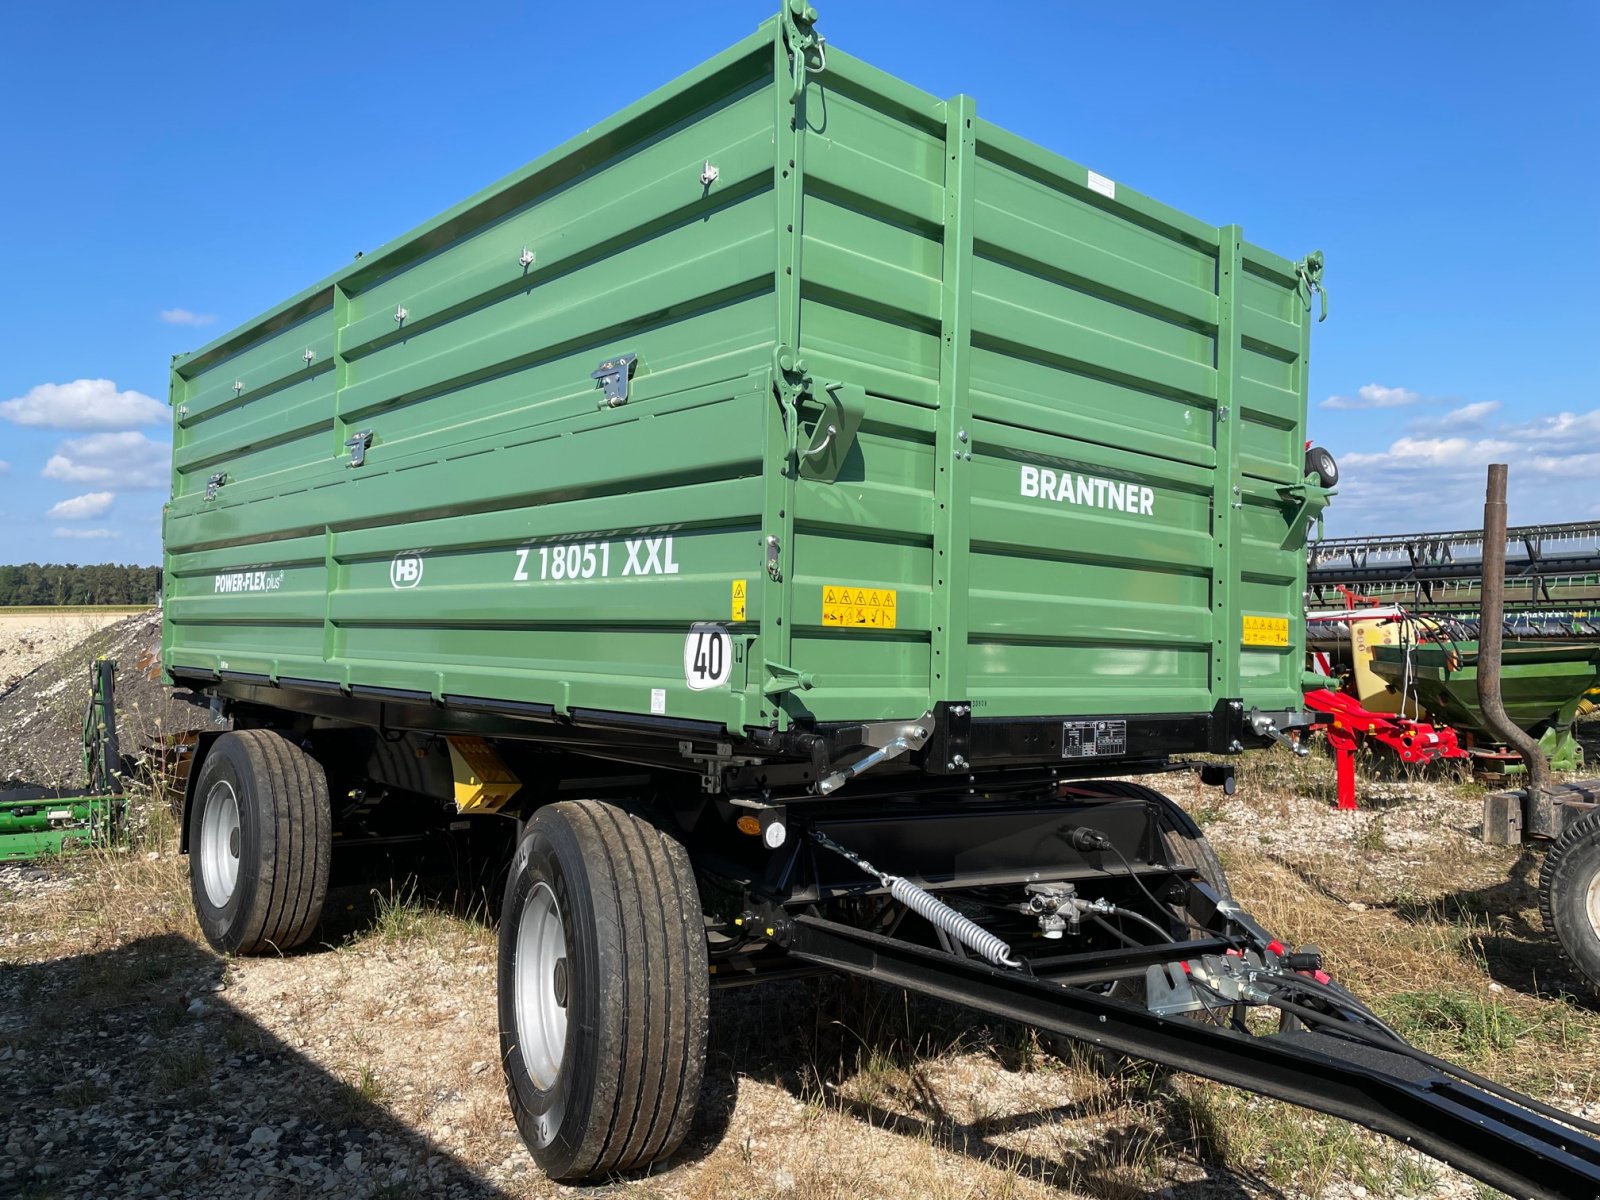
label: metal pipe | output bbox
[1478,464,1557,838]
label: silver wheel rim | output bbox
[199,780,241,909]
[1585,869,1600,941]
[515,881,569,1090]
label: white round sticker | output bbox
[683,623,732,691]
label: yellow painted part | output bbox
[446,736,520,813]
[1348,618,1422,717]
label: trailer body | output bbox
[163,12,1324,752]
[157,10,1600,1198]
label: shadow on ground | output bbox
[698,978,1277,1199]
[1392,846,1600,1004]
[0,933,515,1200]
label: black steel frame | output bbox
[787,914,1600,1200]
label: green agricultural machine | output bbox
[158,4,1600,1194]
[1369,639,1600,771]
[0,659,124,860]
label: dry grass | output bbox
[5,749,1599,1198]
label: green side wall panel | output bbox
[163,7,1319,736]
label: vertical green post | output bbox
[325,284,354,667]
[931,96,978,704]
[761,10,812,728]
[163,360,188,676]
[1209,226,1244,705]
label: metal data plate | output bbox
[1061,720,1127,759]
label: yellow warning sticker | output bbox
[731,579,747,621]
[822,584,897,629]
[1242,615,1290,647]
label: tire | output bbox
[1304,444,1339,489]
[187,729,332,955]
[1078,779,1232,900]
[499,800,709,1182]
[1539,808,1600,997]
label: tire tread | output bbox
[1539,807,1600,998]
[503,799,708,1181]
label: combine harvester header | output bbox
[1309,519,1600,622]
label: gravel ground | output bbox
[3,620,1597,1198]
[0,874,511,1199]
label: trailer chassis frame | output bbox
[784,909,1600,1199]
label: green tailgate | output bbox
[164,5,1323,736]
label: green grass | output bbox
[1382,989,1537,1058]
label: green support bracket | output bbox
[1279,476,1336,551]
[764,660,816,696]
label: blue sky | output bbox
[1,1,1595,566]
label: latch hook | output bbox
[1296,250,1328,323]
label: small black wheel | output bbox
[499,800,709,1182]
[1304,444,1340,489]
[188,729,331,954]
[1539,809,1600,996]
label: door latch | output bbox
[345,429,373,467]
[592,352,638,408]
[204,472,226,501]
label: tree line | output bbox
[0,563,161,607]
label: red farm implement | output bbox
[1304,687,1468,809]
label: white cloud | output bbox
[1321,383,1421,411]
[53,527,115,540]
[0,461,9,474]
[41,431,170,489]
[0,379,166,429]
[1324,402,1600,534]
[1445,400,1500,425]
[46,491,115,520]
[160,308,217,327]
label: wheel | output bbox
[1304,444,1339,488]
[1539,808,1600,996]
[187,729,331,954]
[499,800,709,1182]
[1077,779,1232,899]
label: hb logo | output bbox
[390,553,424,589]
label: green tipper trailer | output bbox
[162,6,1600,1194]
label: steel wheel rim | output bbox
[515,881,568,1090]
[199,780,241,909]
[1585,869,1600,942]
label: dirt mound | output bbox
[0,611,216,790]
[0,610,134,694]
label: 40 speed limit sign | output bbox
[683,623,732,691]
